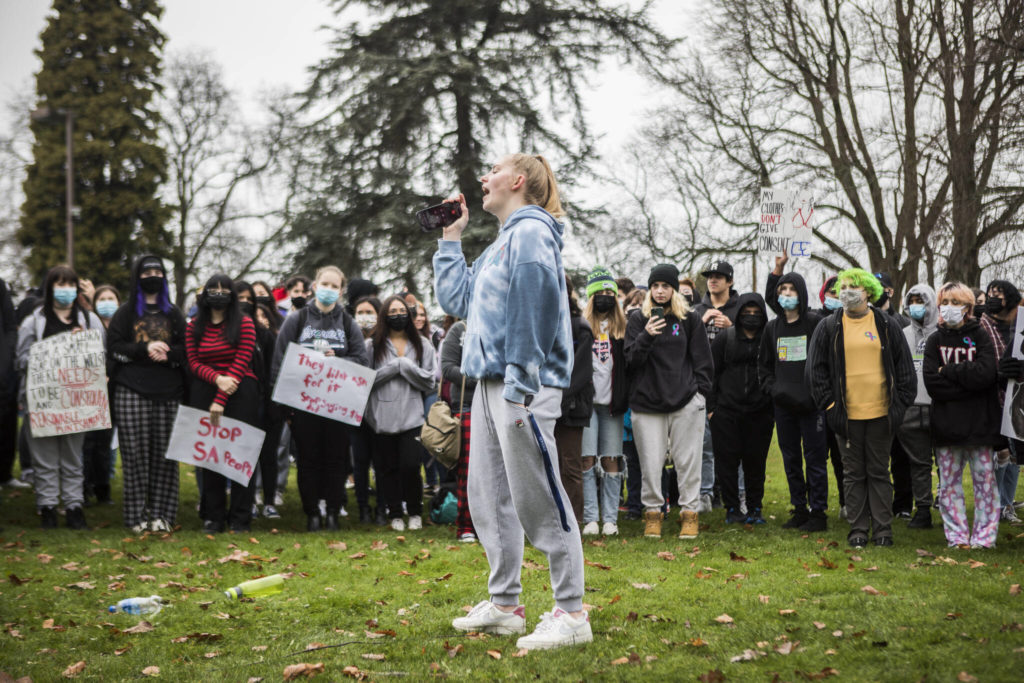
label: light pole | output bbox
[30,105,75,268]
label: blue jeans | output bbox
[581,405,624,523]
[700,416,714,497]
[997,440,1020,507]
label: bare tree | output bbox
[0,91,34,288]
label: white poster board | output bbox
[757,188,815,258]
[1000,307,1024,441]
[271,342,375,426]
[26,329,111,437]
[165,405,265,486]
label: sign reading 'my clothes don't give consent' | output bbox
[271,342,376,426]
[757,188,815,258]
[165,405,265,486]
[27,329,111,437]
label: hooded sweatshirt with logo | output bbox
[694,289,740,343]
[433,205,572,403]
[271,303,368,384]
[901,284,938,407]
[710,292,772,414]
[758,272,823,414]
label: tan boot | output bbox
[679,510,699,539]
[643,510,663,537]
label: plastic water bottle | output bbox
[224,574,284,600]
[109,595,163,615]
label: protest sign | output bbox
[1000,307,1024,441]
[26,329,111,437]
[757,188,815,257]
[165,405,265,486]
[271,342,376,426]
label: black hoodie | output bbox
[710,293,772,414]
[694,289,740,343]
[758,272,824,414]
[106,254,188,401]
[624,306,713,413]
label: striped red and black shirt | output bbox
[186,316,258,406]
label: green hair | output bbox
[835,268,884,303]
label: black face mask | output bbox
[255,295,274,309]
[239,301,254,317]
[738,313,765,330]
[875,290,889,309]
[986,297,1004,315]
[206,291,232,310]
[139,276,163,295]
[291,296,308,310]
[386,314,409,331]
[593,295,616,314]
[683,292,697,306]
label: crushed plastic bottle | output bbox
[108,595,163,615]
[224,574,284,599]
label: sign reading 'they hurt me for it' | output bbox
[271,342,376,426]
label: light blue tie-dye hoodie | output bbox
[433,205,573,403]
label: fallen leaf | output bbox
[172,632,222,643]
[443,641,463,658]
[486,649,502,660]
[203,652,221,659]
[512,648,529,657]
[796,668,839,680]
[252,645,268,651]
[327,541,347,551]
[813,621,826,630]
[137,575,156,582]
[688,638,708,647]
[729,551,749,562]
[67,581,95,590]
[123,621,155,634]
[632,582,654,590]
[957,673,978,683]
[361,653,385,661]
[656,551,675,561]
[861,585,882,596]
[62,661,86,678]
[779,609,797,616]
[7,573,31,585]
[610,657,630,666]
[700,670,726,683]
[342,666,366,680]
[115,644,133,656]
[349,552,367,559]
[714,613,734,624]
[584,559,611,570]
[37,553,54,564]
[945,612,963,621]
[142,665,160,677]
[775,640,799,655]
[370,540,388,550]
[42,618,56,629]
[730,649,765,662]
[305,643,327,651]
[759,595,770,604]
[625,611,638,622]
[436,573,453,582]
[967,559,986,569]
[282,662,325,680]
[522,559,546,570]
[1012,584,1022,596]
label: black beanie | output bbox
[987,279,1022,310]
[648,264,680,290]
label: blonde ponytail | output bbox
[509,153,565,219]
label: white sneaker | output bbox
[452,600,526,635]
[391,518,406,531]
[129,522,148,535]
[458,532,477,543]
[149,519,171,533]
[516,608,593,650]
[3,477,31,489]
[698,493,713,514]
[1001,505,1023,525]
[274,492,284,506]
[602,522,618,536]
[254,491,263,506]
[582,521,600,536]
[339,507,348,517]
[262,504,281,519]
[408,515,422,530]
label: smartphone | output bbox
[651,306,664,320]
[417,202,462,232]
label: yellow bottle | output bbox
[224,574,284,599]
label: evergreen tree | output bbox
[19,0,167,291]
[291,0,676,291]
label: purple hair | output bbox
[135,278,173,317]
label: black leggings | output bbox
[291,411,351,517]
[372,429,422,518]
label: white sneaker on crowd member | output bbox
[1014,500,1024,510]
[408,515,422,530]
[339,507,348,517]
[390,518,406,531]
[458,532,477,543]
[602,522,618,536]
[452,600,526,635]
[1001,505,1023,525]
[581,521,600,536]
[252,504,260,518]
[516,608,593,650]
[274,492,284,506]
[149,519,171,533]
[130,522,148,535]
[3,477,31,489]
[254,490,263,506]
[698,493,713,514]
[262,505,281,519]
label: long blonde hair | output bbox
[584,296,627,339]
[641,289,691,319]
[508,153,564,219]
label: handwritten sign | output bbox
[1001,307,1024,441]
[26,330,111,437]
[165,405,265,485]
[271,342,375,426]
[757,188,815,257]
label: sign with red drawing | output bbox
[271,342,376,426]
[165,405,265,486]
[757,188,815,258]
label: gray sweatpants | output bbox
[468,379,584,613]
[633,393,707,512]
[26,426,85,509]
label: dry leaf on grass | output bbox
[370,540,388,550]
[775,640,799,655]
[282,663,325,680]
[730,649,766,662]
[123,621,154,634]
[203,652,221,659]
[512,648,529,657]
[486,649,502,659]
[327,541,347,551]
[729,551,749,562]
[759,595,770,604]
[813,621,827,630]
[584,559,611,570]
[115,644,133,656]
[796,668,839,680]
[700,670,726,683]
[861,585,882,596]
[361,653,385,661]
[252,645,268,651]
[67,581,95,590]
[967,559,986,569]
[714,614,734,624]
[142,665,160,677]
[632,582,654,590]
[1011,584,1022,596]
[349,552,367,559]
[957,673,978,683]
[37,553,54,564]
[342,666,367,680]
[779,609,797,616]
[62,661,86,678]
[656,551,675,561]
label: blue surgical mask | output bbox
[908,303,926,321]
[778,295,799,311]
[53,287,78,306]
[315,288,339,306]
[95,301,118,318]
[824,297,842,311]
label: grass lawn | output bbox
[1,447,1022,682]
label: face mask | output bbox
[291,296,308,310]
[139,276,163,295]
[593,295,616,314]
[53,287,78,306]
[315,288,339,306]
[940,304,965,326]
[683,292,696,306]
[985,297,1004,315]
[876,290,890,309]
[778,294,799,311]
[738,313,765,330]
[824,297,843,311]
[239,301,254,317]
[95,300,118,318]
[206,291,232,310]
[908,304,926,321]
[386,313,409,331]
[356,313,377,331]
[255,295,275,309]
[839,289,865,310]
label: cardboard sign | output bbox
[165,405,265,485]
[271,342,375,426]
[757,188,815,257]
[1000,307,1024,441]
[26,329,111,437]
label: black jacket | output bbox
[605,335,629,415]
[808,307,916,438]
[765,270,828,318]
[559,315,594,427]
[0,278,15,394]
[710,293,771,414]
[923,319,1003,448]
[694,289,740,343]
[759,272,824,414]
[624,307,713,413]
[440,321,477,413]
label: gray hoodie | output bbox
[364,336,436,434]
[902,284,938,406]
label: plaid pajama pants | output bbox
[456,411,475,536]
[114,386,179,527]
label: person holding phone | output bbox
[434,154,589,650]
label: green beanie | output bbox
[586,266,617,298]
